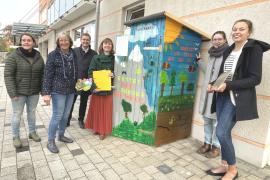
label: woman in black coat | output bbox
[206,19,270,180]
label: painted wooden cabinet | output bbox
[112,12,210,146]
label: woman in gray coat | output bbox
[196,31,228,158]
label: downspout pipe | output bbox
[94,0,101,50]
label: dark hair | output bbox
[233,19,253,33]
[56,33,73,49]
[212,31,228,43]
[98,38,115,55]
[19,33,36,46]
[81,32,91,39]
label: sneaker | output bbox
[47,139,59,153]
[58,135,73,143]
[13,137,22,148]
[197,143,211,154]
[205,146,220,158]
[29,132,41,142]
[78,121,85,129]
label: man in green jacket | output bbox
[4,33,44,148]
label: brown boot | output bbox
[205,145,220,158]
[197,143,211,154]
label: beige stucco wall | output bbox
[40,0,270,167]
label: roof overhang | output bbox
[12,23,47,37]
[125,11,211,41]
[49,0,96,30]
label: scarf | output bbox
[19,47,36,57]
[208,43,229,57]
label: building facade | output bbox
[38,0,270,167]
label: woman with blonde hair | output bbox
[42,33,78,153]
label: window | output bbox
[74,22,96,49]
[126,4,145,22]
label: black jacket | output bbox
[211,39,270,121]
[73,46,97,79]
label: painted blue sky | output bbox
[0,0,38,29]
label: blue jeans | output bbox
[203,116,220,147]
[11,95,39,137]
[48,93,74,140]
[216,92,236,165]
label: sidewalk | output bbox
[0,66,269,180]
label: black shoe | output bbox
[47,140,59,153]
[206,169,226,176]
[58,135,73,143]
[78,121,85,129]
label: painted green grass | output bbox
[112,112,156,145]
[158,95,194,112]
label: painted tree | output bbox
[140,104,148,118]
[179,72,188,96]
[160,70,168,97]
[169,70,177,95]
[121,99,132,119]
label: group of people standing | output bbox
[3,18,270,180]
[4,32,115,153]
[197,19,270,180]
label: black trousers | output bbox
[67,90,91,125]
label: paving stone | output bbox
[17,159,32,168]
[63,159,81,172]
[74,154,90,165]
[68,169,85,179]
[136,171,152,180]
[46,153,61,162]
[98,149,113,158]
[1,157,16,168]
[17,166,35,180]
[0,165,17,176]
[152,172,171,180]
[120,173,137,180]
[246,174,262,180]
[172,165,193,178]
[143,165,159,175]
[190,160,211,171]
[0,173,18,180]
[102,169,120,180]
[2,151,16,158]
[104,156,119,165]
[80,162,96,172]
[110,162,130,175]
[88,154,104,164]
[34,165,52,180]
[95,162,111,171]
[17,151,31,162]
[167,171,187,180]
[71,148,84,156]
[119,156,132,164]
[85,169,105,180]
[31,151,46,162]
[33,159,49,169]
[157,164,174,174]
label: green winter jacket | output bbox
[88,54,114,96]
[4,48,45,98]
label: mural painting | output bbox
[112,12,210,146]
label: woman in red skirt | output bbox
[85,38,114,140]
